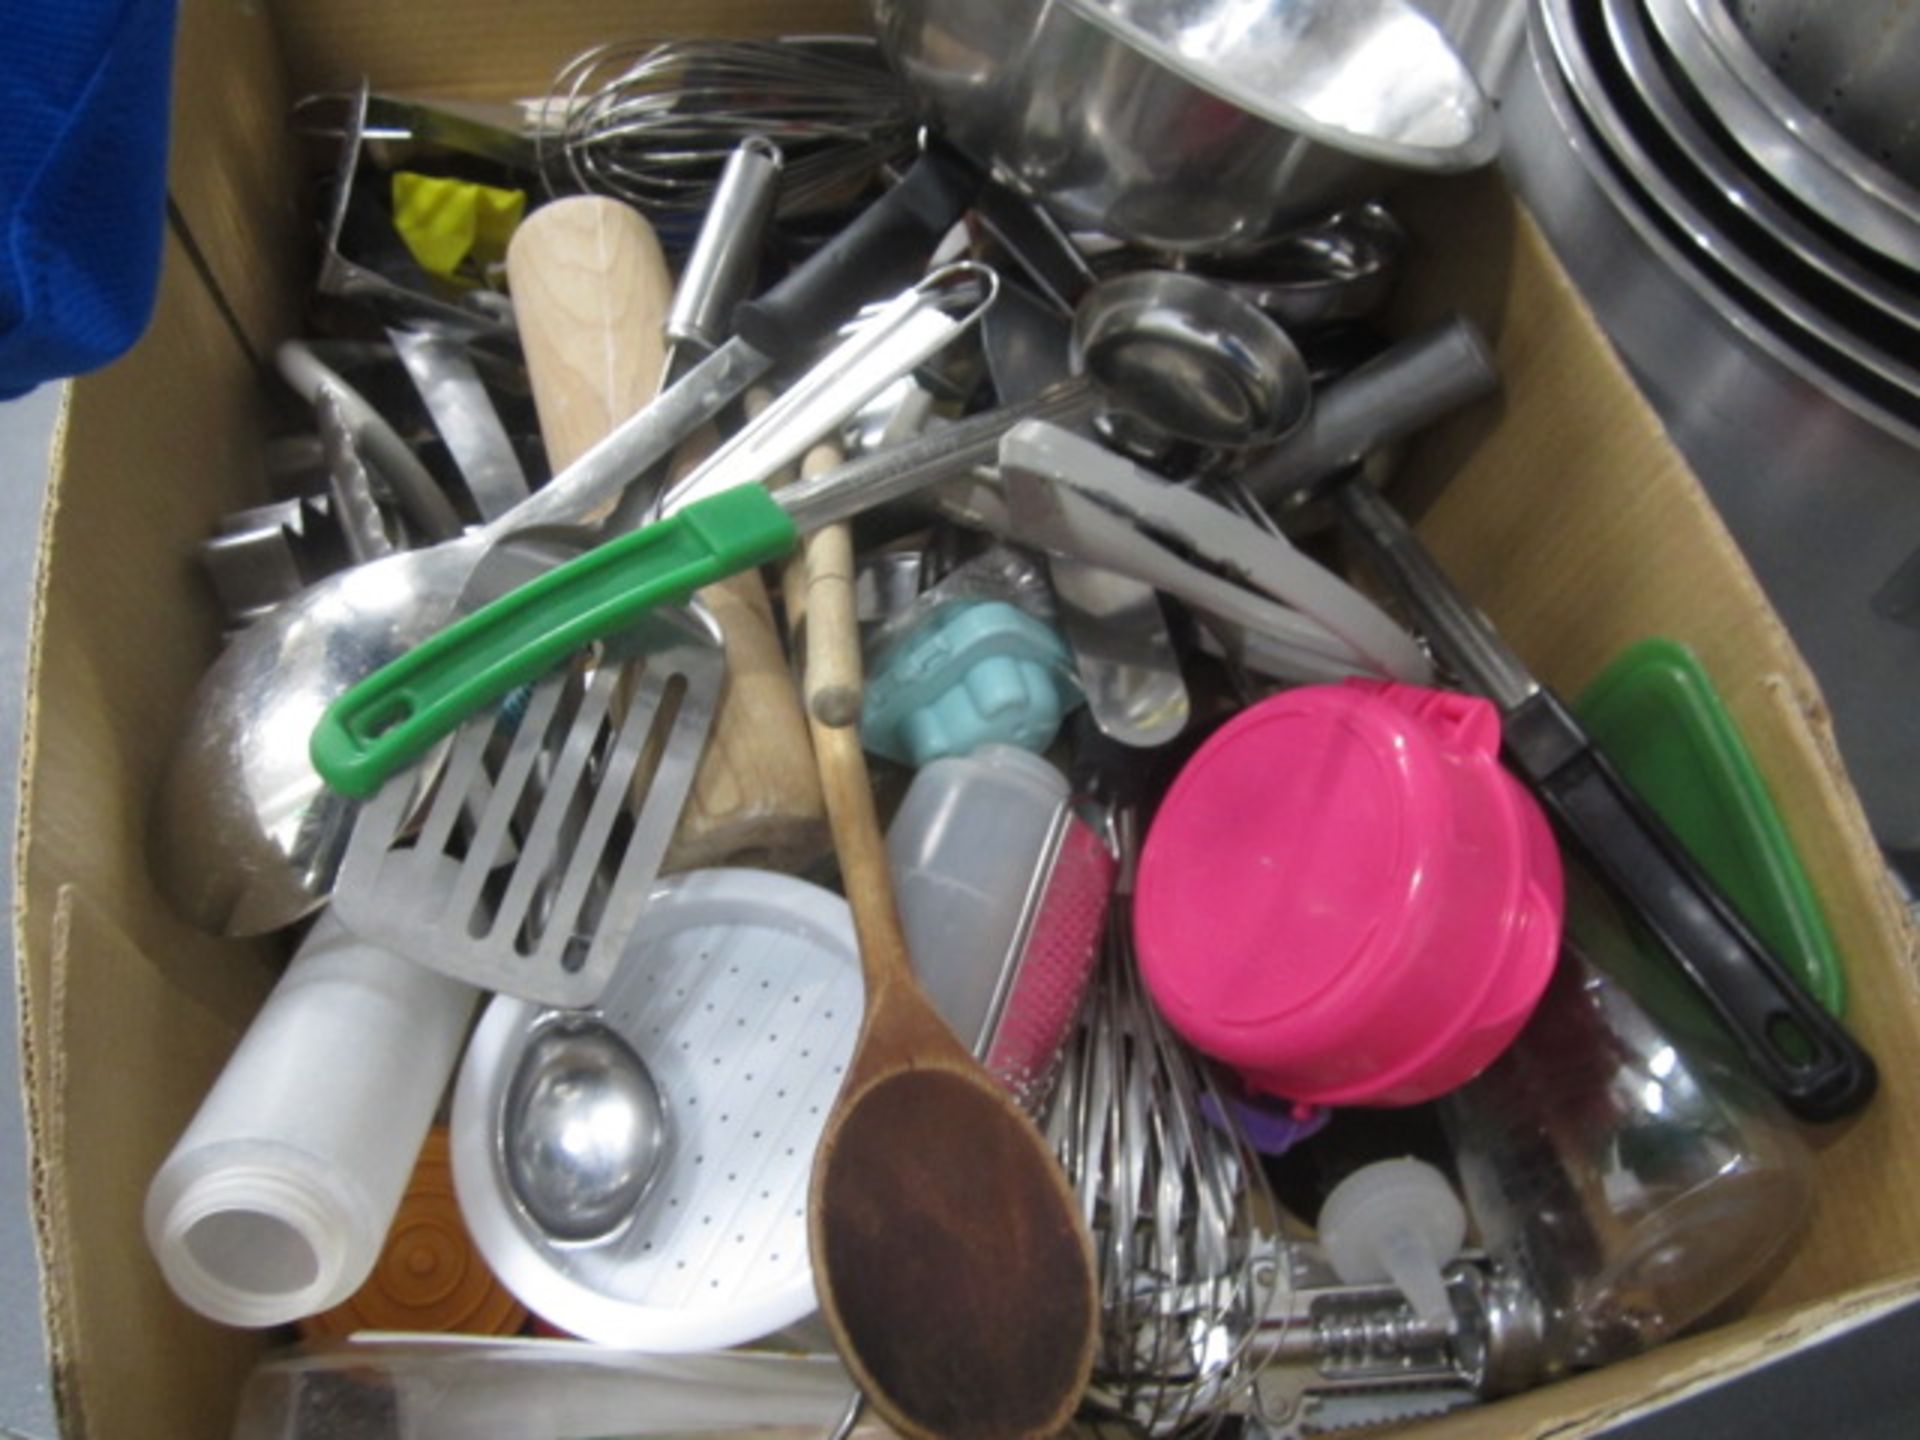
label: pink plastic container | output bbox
[1135,680,1564,1107]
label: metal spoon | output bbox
[151,526,489,936]
[153,369,677,937]
[502,1017,669,1244]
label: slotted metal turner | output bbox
[333,603,726,1007]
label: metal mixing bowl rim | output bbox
[1598,0,1920,334]
[1060,0,1502,174]
[1537,0,1920,402]
[1642,0,1920,271]
[1518,0,1920,453]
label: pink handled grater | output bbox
[981,809,1118,1111]
[887,745,1117,1114]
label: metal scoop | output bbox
[503,1017,669,1243]
[1070,268,1312,459]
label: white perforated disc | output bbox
[452,869,862,1351]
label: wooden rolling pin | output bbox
[509,196,670,519]
[660,390,828,870]
[507,197,826,873]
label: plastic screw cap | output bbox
[1317,1157,1467,1324]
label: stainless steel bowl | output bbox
[872,0,1499,255]
[1643,0,1920,273]
[1503,0,1920,861]
[1537,0,1920,401]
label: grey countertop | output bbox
[1609,1300,1920,1440]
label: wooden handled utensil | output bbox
[785,457,1098,1440]
[509,197,672,495]
[661,391,827,870]
[788,444,864,727]
[508,197,827,873]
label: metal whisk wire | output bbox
[536,37,919,218]
[1046,807,1283,1436]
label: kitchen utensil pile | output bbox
[140,4,1880,1438]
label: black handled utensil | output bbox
[1334,478,1877,1123]
[500,143,981,539]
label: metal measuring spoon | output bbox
[502,1016,670,1243]
[1182,202,1408,330]
[981,271,1319,742]
[1070,268,1313,457]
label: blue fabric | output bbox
[0,0,179,397]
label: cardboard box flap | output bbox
[269,0,868,102]
[167,0,303,365]
[18,217,288,1434]
[1385,176,1920,1313]
[43,885,274,1440]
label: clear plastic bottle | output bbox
[886,744,1072,1053]
[145,908,480,1327]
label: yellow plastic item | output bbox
[390,172,526,283]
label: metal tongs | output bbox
[995,422,1433,685]
[1332,477,1877,1123]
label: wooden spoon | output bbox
[786,446,1098,1440]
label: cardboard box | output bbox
[15,1,1919,1434]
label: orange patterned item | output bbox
[300,1128,525,1338]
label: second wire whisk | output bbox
[537,36,919,220]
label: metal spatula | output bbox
[332,603,726,1007]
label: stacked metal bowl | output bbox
[1501,0,1920,871]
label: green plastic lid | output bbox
[1576,637,1845,1015]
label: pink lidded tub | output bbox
[1135,680,1563,1107]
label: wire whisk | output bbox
[536,36,920,220]
[1044,807,1284,1437]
